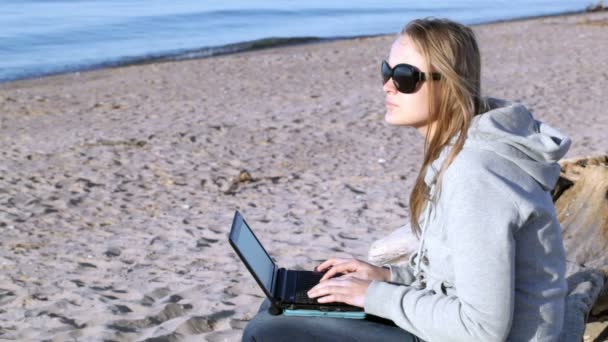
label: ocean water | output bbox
[0,0,594,83]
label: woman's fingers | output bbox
[319,266,344,282]
[307,280,350,299]
[307,277,370,308]
[317,294,347,304]
[315,258,336,272]
[319,260,358,282]
[338,272,355,279]
[315,257,348,272]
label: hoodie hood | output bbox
[425,97,571,192]
[413,97,571,287]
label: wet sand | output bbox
[0,10,607,342]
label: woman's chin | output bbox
[384,111,419,127]
[384,111,403,125]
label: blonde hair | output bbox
[403,18,488,236]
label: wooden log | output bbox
[554,155,608,274]
[553,155,608,321]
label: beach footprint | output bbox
[0,288,17,306]
[174,310,235,335]
[141,287,171,306]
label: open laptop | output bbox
[228,210,363,313]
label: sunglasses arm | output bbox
[420,72,442,81]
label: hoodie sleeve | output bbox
[385,264,417,285]
[364,163,522,342]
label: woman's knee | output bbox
[242,300,277,341]
[241,312,277,342]
[241,321,258,342]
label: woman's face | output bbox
[383,35,434,137]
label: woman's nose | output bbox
[383,79,397,93]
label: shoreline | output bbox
[0,7,597,86]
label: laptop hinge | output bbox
[273,268,286,300]
[270,266,277,298]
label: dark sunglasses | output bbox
[381,60,442,94]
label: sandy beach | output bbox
[1,10,607,342]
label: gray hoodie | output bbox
[364,97,571,342]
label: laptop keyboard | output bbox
[294,272,323,304]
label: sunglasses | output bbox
[381,60,442,94]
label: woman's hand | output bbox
[315,257,390,282]
[307,276,372,308]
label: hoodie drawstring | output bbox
[410,197,434,279]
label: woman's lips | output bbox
[385,100,398,109]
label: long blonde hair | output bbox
[404,18,488,236]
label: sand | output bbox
[0,10,607,342]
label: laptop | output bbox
[228,210,363,313]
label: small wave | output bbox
[0,35,347,83]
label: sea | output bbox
[0,0,595,83]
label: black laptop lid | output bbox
[229,211,276,297]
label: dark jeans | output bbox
[242,299,424,342]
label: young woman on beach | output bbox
[243,17,570,342]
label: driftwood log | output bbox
[368,155,608,324]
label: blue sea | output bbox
[0,0,594,83]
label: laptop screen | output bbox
[229,212,276,295]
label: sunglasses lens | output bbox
[381,61,420,93]
[393,65,417,93]
[381,61,392,85]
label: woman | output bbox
[243,17,570,342]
